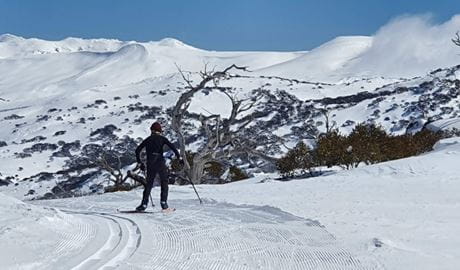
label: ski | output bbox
[117,209,155,214]
[116,208,176,214]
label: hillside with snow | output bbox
[1,137,459,269]
[1,31,460,194]
[1,14,460,269]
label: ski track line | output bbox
[29,212,97,269]
[53,213,96,256]
[139,202,382,270]
[62,210,142,270]
[65,212,121,270]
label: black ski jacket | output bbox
[135,133,180,164]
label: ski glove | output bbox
[139,163,146,172]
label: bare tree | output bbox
[97,152,129,189]
[171,64,278,184]
[453,32,460,46]
[96,151,147,192]
[84,138,146,192]
[320,107,337,134]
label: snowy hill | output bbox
[1,33,460,199]
[256,36,373,81]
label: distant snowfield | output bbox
[1,14,460,98]
[2,137,459,270]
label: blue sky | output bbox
[0,0,459,51]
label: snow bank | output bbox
[0,192,91,270]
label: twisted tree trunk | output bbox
[170,65,278,184]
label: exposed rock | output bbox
[95,99,107,105]
[0,178,11,186]
[52,140,81,158]
[36,115,51,122]
[89,124,119,141]
[4,114,24,120]
[54,130,66,136]
[23,143,58,154]
[14,152,32,159]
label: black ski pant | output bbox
[141,161,169,208]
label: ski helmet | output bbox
[150,122,162,132]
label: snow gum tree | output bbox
[171,64,278,184]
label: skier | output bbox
[135,122,182,212]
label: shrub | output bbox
[412,129,442,154]
[346,123,388,165]
[285,123,444,175]
[315,130,348,168]
[229,166,248,181]
[277,141,315,178]
[205,161,224,178]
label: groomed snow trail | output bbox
[36,195,382,270]
[63,211,141,270]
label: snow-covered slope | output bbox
[175,137,460,270]
[256,36,373,81]
[0,193,101,269]
[2,137,459,270]
[0,34,302,96]
[1,31,460,199]
[1,14,460,269]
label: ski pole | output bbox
[166,157,203,204]
[149,194,155,208]
[177,175,202,204]
[188,178,203,204]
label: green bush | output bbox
[205,161,224,178]
[279,124,443,175]
[277,141,315,178]
[315,130,348,168]
[346,123,388,166]
[229,166,248,181]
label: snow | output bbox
[1,138,459,269]
[256,36,373,82]
[2,14,460,97]
[2,13,460,269]
[0,193,99,270]
[426,117,460,132]
[347,15,460,78]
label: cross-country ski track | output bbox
[27,194,382,270]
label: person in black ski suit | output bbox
[135,122,181,211]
